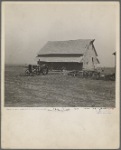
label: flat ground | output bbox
[5,65,115,107]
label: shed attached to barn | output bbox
[36,39,100,70]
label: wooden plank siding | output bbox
[83,42,99,70]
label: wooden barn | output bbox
[36,39,100,70]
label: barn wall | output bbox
[83,43,99,70]
[39,62,83,70]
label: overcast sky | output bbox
[3,2,119,67]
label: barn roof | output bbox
[37,39,95,56]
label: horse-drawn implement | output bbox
[25,64,48,76]
[67,69,115,81]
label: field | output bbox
[5,65,115,107]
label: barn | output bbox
[36,39,100,71]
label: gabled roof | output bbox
[37,39,95,56]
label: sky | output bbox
[3,2,119,67]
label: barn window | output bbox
[92,57,94,62]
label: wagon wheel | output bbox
[25,69,30,76]
[42,67,48,75]
[33,68,38,75]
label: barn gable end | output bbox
[83,41,99,70]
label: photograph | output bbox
[4,2,117,107]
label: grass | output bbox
[5,65,115,107]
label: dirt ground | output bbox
[5,65,115,107]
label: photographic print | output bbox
[1,2,120,149]
[4,2,118,107]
